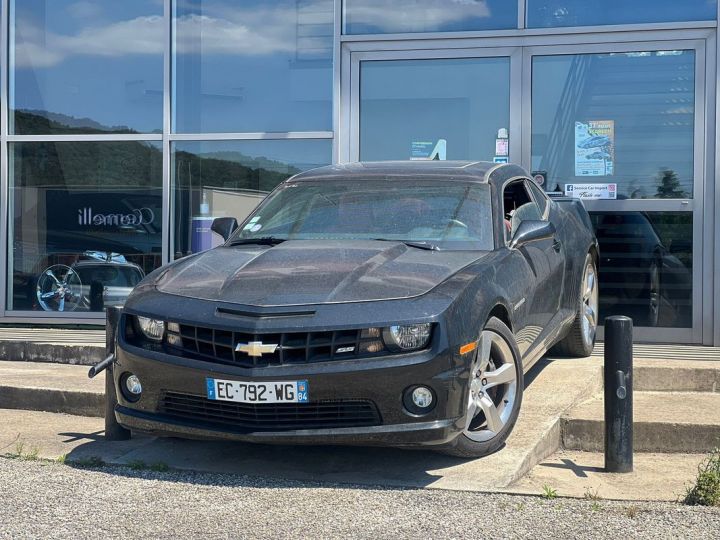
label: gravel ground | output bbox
[0,457,718,539]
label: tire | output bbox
[553,253,598,357]
[104,365,131,441]
[437,317,524,458]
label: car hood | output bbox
[155,240,487,307]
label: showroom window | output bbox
[531,49,696,329]
[527,0,717,28]
[172,0,334,133]
[343,0,518,34]
[8,142,163,313]
[10,0,163,134]
[359,57,510,161]
[531,50,695,199]
[171,140,332,258]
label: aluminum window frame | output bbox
[524,39,707,345]
[0,1,716,339]
[347,46,523,163]
[0,0,337,324]
[342,28,714,344]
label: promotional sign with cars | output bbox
[575,120,615,176]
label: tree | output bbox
[655,168,687,199]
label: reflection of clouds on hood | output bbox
[14,1,332,68]
[346,0,491,32]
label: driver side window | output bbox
[503,180,542,243]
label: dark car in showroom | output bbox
[111,161,598,457]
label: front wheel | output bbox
[438,317,524,458]
[553,253,598,357]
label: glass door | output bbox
[348,48,521,163]
[525,41,706,343]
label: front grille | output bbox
[159,392,381,432]
[166,324,388,368]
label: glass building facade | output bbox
[1,1,719,346]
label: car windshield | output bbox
[230,180,494,251]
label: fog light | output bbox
[125,374,142,395]
[403,385,436,415]
[412,386,433,408]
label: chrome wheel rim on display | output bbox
[36,265,83,312]
[581,261,599,346]
[463,330,518,442]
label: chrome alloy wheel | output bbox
[463,330,518,442]
[581,260,599,345]
[36,265,83,312]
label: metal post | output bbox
[604,315,633,472]
[104,306,131,441]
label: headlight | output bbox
[136,316,165,342]
[383,323,432,352]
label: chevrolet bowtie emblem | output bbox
[235,341,278,357]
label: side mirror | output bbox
[510,220,556,249]
[211,217,238,241]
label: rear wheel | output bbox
[438,317,523,458]
[553,253,598,357]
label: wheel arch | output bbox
[487,304,513,332]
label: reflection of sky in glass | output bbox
[173,0,333,133]
[528,0,716,28]
[360,58,510,162]
[11,1,164,133]
[531,51,695,199]
[344,0,517,34]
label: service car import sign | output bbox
[565,183,617,200]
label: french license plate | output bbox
[206,378,309,404]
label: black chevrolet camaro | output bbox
[114,161,598,457]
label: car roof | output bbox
[288,161,529,186]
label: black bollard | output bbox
[105,306,131,441]
[604,316,633,473]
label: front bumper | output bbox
[114,332,470,448]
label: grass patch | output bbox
[583,487,602,501]
[541,485,558,499]
[4,440,41,461]
[590,501,601,512]
[625,505,640,518]
[149,462,169,472]
[683,448,720,507]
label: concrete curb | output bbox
[502,362,603,488]
[634,364,720,392]
[562,416,720,453]
[0,386,104,418]
[0,342,103,366]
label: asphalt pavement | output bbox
[0,457,717,539]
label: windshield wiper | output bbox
[372,238,440,251]
[229,236,287,246]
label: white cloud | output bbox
[13,1,334,68]
[345,0,491,32]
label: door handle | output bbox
[552,239,562,252]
